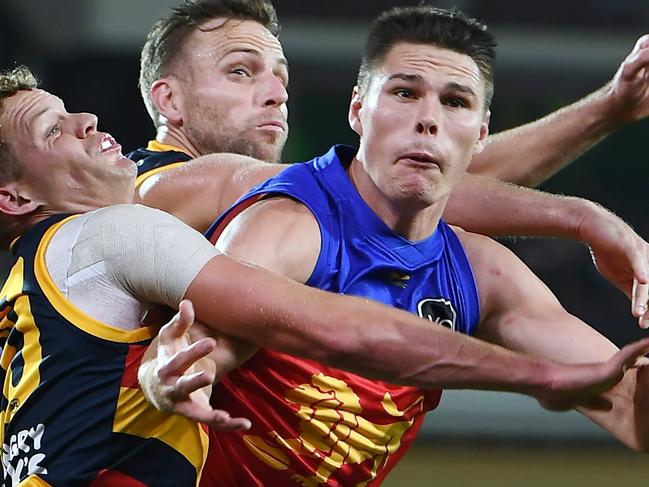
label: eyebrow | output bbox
[221,47,289,70]
[387,73,476,97]
[446,82,477,97]
[387,73,423,84]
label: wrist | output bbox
[566,197,603,243]
[594,81,632,130]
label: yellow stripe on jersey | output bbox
[146,140,186,153]
[17,474,52,486]
[34,216,156,343]
[135,161,187,189]
[0,257,26,439]
[0,257,24,316]
[113,386,209,483]
[2,293,44,426]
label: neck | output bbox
[348,158,446,242]
[155,125,201,159]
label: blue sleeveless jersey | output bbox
[200,145,480,486]
[208,144,479,332]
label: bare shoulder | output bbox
[451,225,551,315]
[216,196,321,283]
[450,225,517,271]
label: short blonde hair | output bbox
[0,65,39,185]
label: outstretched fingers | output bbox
[174,397,252,431]
[168,370,215,401]
[205,414,252,432]
[159,299,196,342]
[158,337,217,380]
[611,337,649,374]
[632,278,649,328]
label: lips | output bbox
[257,120,286,132]
[400,152,441,167]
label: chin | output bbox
[252,145,283,164]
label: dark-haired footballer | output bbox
[141,6,649,487]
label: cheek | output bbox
[361,109,397,141]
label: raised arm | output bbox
[459,228,649,451]
[468,34,649,186]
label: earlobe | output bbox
[348,86,364,136]
[150,77,184,126]
[0,186,40,216]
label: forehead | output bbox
[182,17,285,65]
[377,43,483,91]
[0,89,63,136]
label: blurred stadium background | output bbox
[2,0,649,484]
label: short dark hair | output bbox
[357,6,497,109]
[0,65,38,185]
[140,0,280,128]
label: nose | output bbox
[416,98,439,136]
[259,74,288,108]
[416,117,438,136]
[75,112,98,138]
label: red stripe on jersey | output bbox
[89,469,148,486]
[120,344,147,389]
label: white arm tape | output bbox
[79,204,219,308]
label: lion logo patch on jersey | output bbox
[242,373,424,486]
[416,298,457,331]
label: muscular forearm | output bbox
[186,255,610,401]
[468,85,620,187]
[136,154,284,233]
[444,173,594,239]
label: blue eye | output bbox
[47,125,61,137]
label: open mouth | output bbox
[99,134,121,153]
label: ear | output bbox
[347,86,364,137]
[472,110,491,155]
[0,184,40,216]
[150,77,185,126]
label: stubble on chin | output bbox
[189,126,283,164]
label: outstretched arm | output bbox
[140,197,649,423]
[459,228,649,451]
[444,174,649,325]
[468,34,649,186]
[136,151,649,324]
[135,196,649,424]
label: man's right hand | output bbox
[138,300,252,431]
